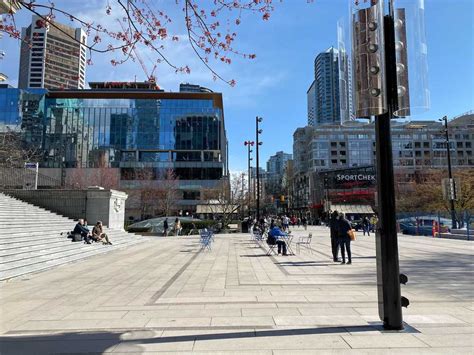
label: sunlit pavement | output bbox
[1,226,472,354]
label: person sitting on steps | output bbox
[91,221,112,245]
[74,219,92,244]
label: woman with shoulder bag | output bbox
[174,218,181,236]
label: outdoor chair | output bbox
[265,233,278,256]
[200,230,213,251]
[252,230,264,245]
[295,233,313,254]
[283,234,294,255]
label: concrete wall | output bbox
[86,189,127,230]
[4,188,128,230]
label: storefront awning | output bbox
[331,204,374,214]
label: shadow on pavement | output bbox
[275,261,330,267]
[0,325,387,354]
[239,254,268,258]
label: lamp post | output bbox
[256,117,263,221]
[439,116,457,229]
[324,175,330,216]
[351,0,412,330]
[244,140,254,218]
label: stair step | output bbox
[0,238,144,280]
[0,192,148,280]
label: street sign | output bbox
[24,162,39,190]
[442,178,460,201]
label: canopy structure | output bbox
[331,204,374,214]
[196,203,239,214]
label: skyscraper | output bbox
[266,151,292,195]
[307,47,352,126]
[18,15,87,89]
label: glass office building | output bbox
[0,84,228,216]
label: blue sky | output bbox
[1,0,473,172]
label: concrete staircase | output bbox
[0,192,148,281]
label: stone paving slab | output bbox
[0,226,473,354]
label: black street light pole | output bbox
[373,5,408,331]
[441,116,457,229]
[256,117,263,221]
[244,140,254,218]
[353,0,409,331]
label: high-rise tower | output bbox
[18,15,87,89]
[307,47,351,126]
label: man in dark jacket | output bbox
[163,218,169,237]
[329,211,340,262]
[74,219,91,244]
[337,213,352,264]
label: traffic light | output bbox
[280,195,285,202]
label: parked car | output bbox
[398,216,451,236]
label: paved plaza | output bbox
[0,226,473,354]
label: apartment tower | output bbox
[18,15,87,89]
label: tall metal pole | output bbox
[442,116,457,229]
[256,117,261,221]
[374,10,403,330]
[248,143,252,218]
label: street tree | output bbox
[1,0,280,85]
[0,129,41,167]
[65,167,120,189]
[155,168,180,216]
[396,169,474,214]
[201,173,243,230]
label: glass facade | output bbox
[0,87,228,182]
[0,87,24,128]
[307,47,342,127]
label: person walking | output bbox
[173,218,181,236]
[362,216,370,236]
[337,213,352,265]
[163,218,169,237]
[329,211,340,262]
[302,216,308,231]
[370,214,378,233]
[282,215,289,231]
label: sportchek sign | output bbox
[336,174,376,182]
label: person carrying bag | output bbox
[348,228,356,241]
